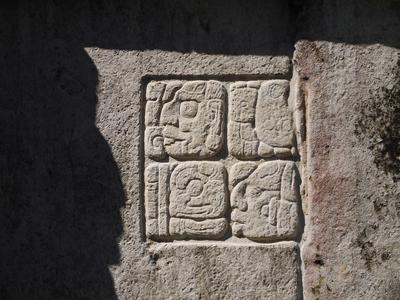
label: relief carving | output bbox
[145,162,228,240]
[145,80,226,160]
[228,80,296,159]
[144,78,301,242]
[230,161,299,242]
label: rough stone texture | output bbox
[295,41,400,300]
[1,1,400,300]
[126,52,299,298]
[143,242,301,300]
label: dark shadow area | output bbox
[41,0,294,56]
[0,0,399,299]
[0,3,125,299]
[13,0,399,56]
[295,0,400,48]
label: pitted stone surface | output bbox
[143,242,301,300]
[295,40,400,300]
[230,161,300,241]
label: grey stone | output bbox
[231,161,300,242]
[142,242,301,300]
[169,218,228,239]
[145,162,228,240]
[228,80,296,159]
[294,40,400,300]
[3,2,400,299]
[146,80,226,159]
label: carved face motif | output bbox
[160,81,225,159]
[231,163,282,235]
[230,161,299,241]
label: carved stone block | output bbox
[230,161,300,241]
[228,80,295,159]
[144,78,300,242]
[145,162,228,240]
[145,80,226,160]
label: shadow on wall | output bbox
[0,0,399,299]
[0,5,125,300]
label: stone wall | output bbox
[0,1,399,299]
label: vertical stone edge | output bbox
[291,50,308,300]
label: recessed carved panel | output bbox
[144,78,301,243]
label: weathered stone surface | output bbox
[145,126,166,160]
[169,218,228,239]
[256,81,293,147]
[169,162,227,220]
[4,2,400,299]
[295,40,400,299]
[145,162,228,240]
[145,163,175,239]
[140,242,301,299]
[146,80,225,159]
[228,80,295,159]
[231,161,300,242]
[144,78,300,245]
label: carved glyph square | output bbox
[145,162,228,240]
[145,80,226,160]
[230,161,299,241]
[228,80,295,159]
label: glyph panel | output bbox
[230,161,300,242]
[228,80,296,159]
[145,162,228,240]
[144,78,301,243]
[145,80,226,160]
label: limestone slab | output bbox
[6,2,400,299]
[139,242,301,300]
[294,41,400,299]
